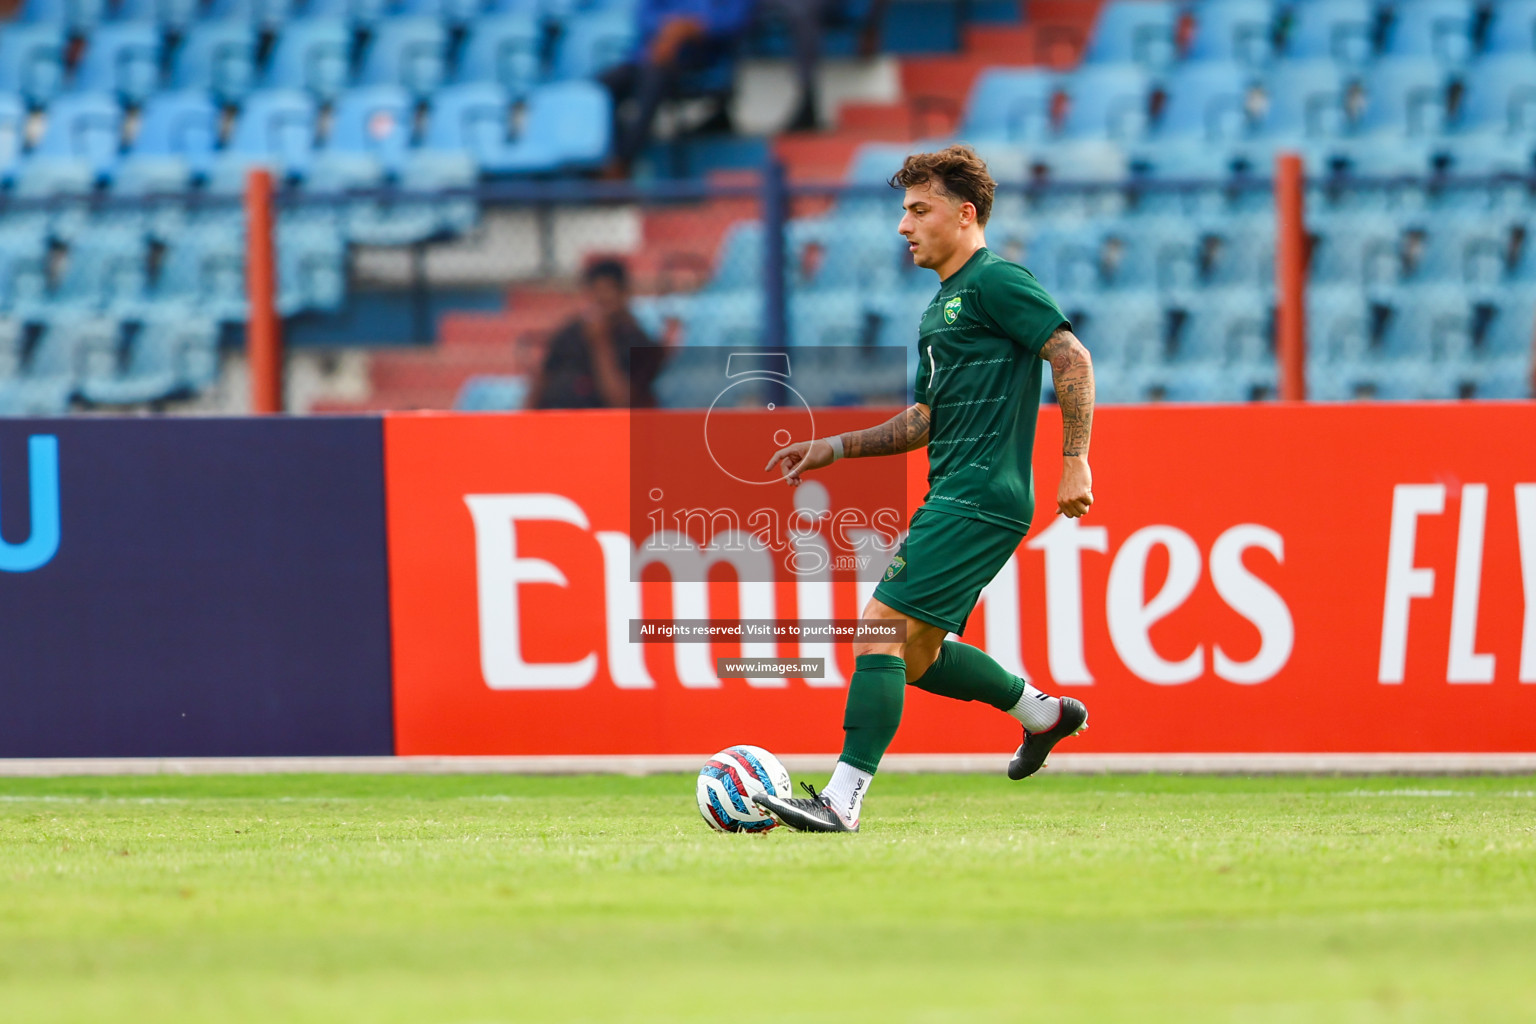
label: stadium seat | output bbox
[72,22,163,105]
[1354,59,1450,137]
[223,89,318,178]
[51,228,148,315]
[962,69,1056,143]
[1310,214,1398,286]
[126,90,220,179]
[401,0,491,27]
[393,149,480,238]
[1059,65,1152,140]
[1412,219,1508,285]
[1485,0,1536,55]
[553,9,637,80]
[263,18,353,102]
[9,156,96,241]
[788,289,865,349]
[1454,55,1536,137]
[0,315,22,377]
[172,20,259,104]
[1282,0,1375,65]
[109,156,194,238]
[0,23,66,107]
[0,241,51,320]
[1184,0,1275,66]
[424,81,511,161]
[1255,59,1348,140]
[1083,0,1178,68]
[304,0,396,24]
[153,232,250,322]
[80,314,221,405]
[114,0,204,30]
[480,80,611,173]
[1485,291,1536,356]
[456,14,542,96]
[207,0,302,31]
[1381,0,1474,65]
[325,85,414,174]
[1155,62,1253,141]
[360,17,449,99]
[33,92,123,180]
[0,93,23,184]
[18,0,106,32]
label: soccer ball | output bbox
[696,745,792,833]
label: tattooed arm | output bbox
[1040,326,1095,517]
[765,403,930,486]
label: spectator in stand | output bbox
[601,0,756,172]
[526,259,667,409]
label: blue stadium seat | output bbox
[0,315,22,377]
[453,374,529,411]
[553,9,636,80]
[304,0,396,24]
[1155,61,1253,141]
[172,21,258,104]
[1455,55,1536,137]
[360,17,448,98]
[1310,213,1398,286]
[1255,59,1348,139]
[1083,0,1178,68]
[1283,0,1374,65]
[80,314,220,405]
[388,149,480,238]
[0,241,51,320]
[10,156,95,241]
[1185,0,1275,65]
[1356,59,1450,136]
[456,14,542,96]
[0,24,66,107]
[128,90,220,180]
[424,81,510,159]
[109,156,194,238]
[326,85,414,174]
[788,289,864,348]
[0,93,23,184]
[114,0,204,30]
[401,0,491,27]
[481,79,611,173]
[1411,218,1508,285]
[1060,64,1152,140]
[222,89,318,177]
[72,22,163,105]
[34,92,122,179]
[207,0,301,31]
[1382,0,1474,65]
[263,18,353,101]
[154,232,249,322]
[52,228,148,315]
[28,315,116,392]
[1379,288,1472,365]
[962,69,1056,142]
[1486,0,1536,55]
[18,0,107,32]
[1485,291,1536,356]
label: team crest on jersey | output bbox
[883,555,907,582]
[943,297,962,324]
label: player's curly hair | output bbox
[889,144,996,227]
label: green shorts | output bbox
[871,507,1027,634]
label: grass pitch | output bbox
[1,773,1534,1023]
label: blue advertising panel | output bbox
[0,418,394,756]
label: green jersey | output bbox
[912,247,1068,532]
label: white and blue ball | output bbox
[696,745,791,833]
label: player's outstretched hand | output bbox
[765,439,836,487]
[1058,455,1093,518]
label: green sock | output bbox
[839,653,906,774]
[909,640,1026,712]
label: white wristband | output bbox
[825,435,844,461]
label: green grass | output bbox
[2,773,1535,1023]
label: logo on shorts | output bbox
[883,555,906,582]
[943,297,962,324]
